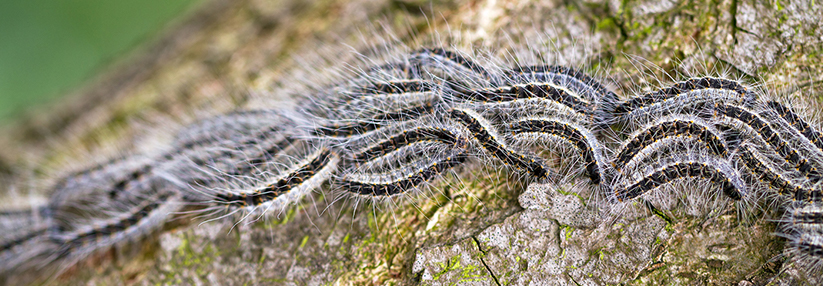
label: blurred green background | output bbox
[0,0,203,123]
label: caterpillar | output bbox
[767,101,823,153]
[348,126,465,165]
[447,108,551,180]
[339,148,467,197]
[448,83,595,124]
[610,154,746,202]
[503,117,607,184]
[50,191,179,259]
[212,148,336,208]
[3,43,823,285]
[710,103,823,182]
[612,115,728,172]
[610,77,754,128]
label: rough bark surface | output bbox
[1,0,822,285]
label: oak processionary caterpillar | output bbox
[2,33,823,284]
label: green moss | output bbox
[557,186,587,207]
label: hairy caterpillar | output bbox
[503,117,607,184]
[612,115,728,172]
[339,149,467,197]
[447,108,551,180]
[610,77,755,128]
[348,126,464,165]
[449,83,593,118]
[610,154,746,202]
[211,147,337,210]
[710,103,823,182]
[3,40,823,285]
[768,101,823,153]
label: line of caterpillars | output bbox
[3,47,823,276]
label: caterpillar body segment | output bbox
[614,77,754,115]
[503,65,617,104]
[767,101,823,154]
[502,65,620,127]
[46,157,159,230]
[790,232,823,270]
[503,117,609,185]
[0,206,49,231]
[347,125,467,166]
[0,227,47,254]
[49,191,181,266]
[309,81,445,140]
[186,138,339,217]
[162,131,298,188]
[348,79,435,97]
[312,103,439,138]
[611,77,755,128]
[710,103,823,183]
[611,154,747,203]
[786,201,823,235]
[335,120,470,198]
[448,108,551,180]
[171,109,285,150]
[613,115,728,172]
[329,79,440,117]
[339,148,468,197]
[759,100,823,170]
[0,227,51,274]
[408,48,495,87]
[737,143,820,202]
[447,82,594,121]
[48,155,154,203]
[783,200,823,275]
[210,147,339,212]
[0,206,51,272]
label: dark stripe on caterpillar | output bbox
[448,109,550,179]
[792,233,823,259]
[767,101,823,153]
[504,65,618,104]
[713,103,823,183]
[55,192,173,252]
[340,151,467,196]
[0,206,48,218]
[738,143,823,202]
[336,80,437,115]
[448,83,592,117]
[0,228,46,252]
[790,204,823,226]
[504,118,603,184]
[737,144,809,199]
[351,127,464,163]
[220,136,297,177]
[614,159,744,202]
[314,104,436,137]
[52,157,130,187]
[614,118,728,171]
[410,48,492,81]
[350,79,433,95]
[614,77,752,115]
[214,148,334,208]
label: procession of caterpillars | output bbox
[2,46,823,282]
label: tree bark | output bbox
[2,0,822,284]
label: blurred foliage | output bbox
[0,0,202,122]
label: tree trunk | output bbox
[2,0,821,284]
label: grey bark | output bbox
[1,0,821,284]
